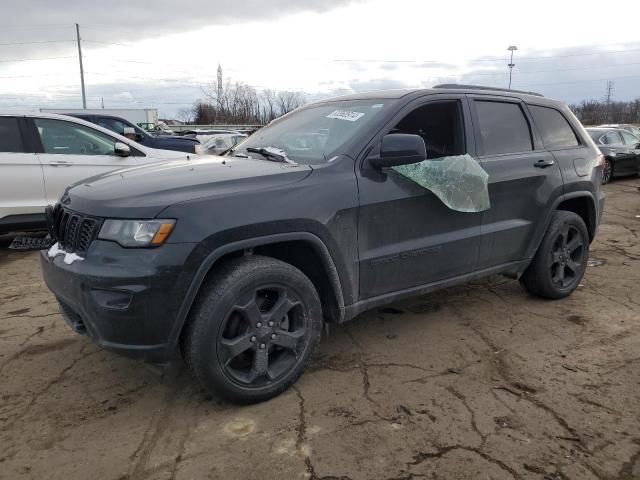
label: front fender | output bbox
[167,231,346,345]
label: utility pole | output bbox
[101,96,104,109]
[507,45,518,89]
[605,80,614,123]
[75,23,87,109]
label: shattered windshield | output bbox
[234,100,395,165]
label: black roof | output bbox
[317,85,553,105]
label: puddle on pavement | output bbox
[587,258,607,267]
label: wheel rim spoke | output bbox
[251,347,269,379]
[220,333,254,365]
[566,236,582,255]
[565,259,579,275]
[236,298,263,328]
[559,228,569,247]
[266,295,295,325]
[552,266,565,285]
[272,329,305,352]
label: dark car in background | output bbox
[598,123,640,138]
[586,127,640,183]
[65,114,201,154]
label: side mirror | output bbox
[114,142,131,157]
[369,133,427,169]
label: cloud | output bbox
[0,0,361,59]
[347,78,410,91]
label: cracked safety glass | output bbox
[392,154,490,213]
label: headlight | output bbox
[194,144,201,154]
[98,219,175,247]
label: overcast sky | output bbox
[2,0,640,117]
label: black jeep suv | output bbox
[40,86,605,403]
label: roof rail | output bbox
[433,84,544,97]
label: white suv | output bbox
[0,113,193,234]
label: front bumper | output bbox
[41,239,196,363]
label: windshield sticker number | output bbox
[327,110,365,122]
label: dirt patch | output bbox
[0,179,639,480]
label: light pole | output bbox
[507,45,518,89]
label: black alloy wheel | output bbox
[549,224,585,290]
[217,285,310,387]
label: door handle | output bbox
[534,159,555,168]
[50,160,72,167]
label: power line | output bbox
[0,40,75,46]
[462,61,640,77]
[82,40,130,47]
[0,55,76,63]
[328,47,640,65]
[515,74,640,88]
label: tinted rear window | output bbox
[0,117,24,153]
[529,105,579,149]
[475,101,533,155]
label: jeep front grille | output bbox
[52,207,102,255]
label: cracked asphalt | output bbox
[1,178,639,480]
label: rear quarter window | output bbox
[0,117,24,153]
[474,101,533,155]
[528,105,580,149]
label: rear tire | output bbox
[602,158,613,184]
[182,255,322,404]
[520,211,589,299]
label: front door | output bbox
[356,95,483,299]
[28,117,138,205]
[468,96,564,269]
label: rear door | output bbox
[619,130,640,174]
[527,103,594,204]
[29,117,139,205]
[468,96,563,269]
[0,116,47,221]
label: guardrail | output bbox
[167,124,263,132]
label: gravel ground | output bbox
[0,178,639,480]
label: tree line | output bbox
[570,98,640,126]
[178,80,305,125]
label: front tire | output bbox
[520,211,589,299]
[183,255,322,404]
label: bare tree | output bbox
[176,107,195,124]
[570,97,640,125]
[277,91,305,116]
[194,76,307,125]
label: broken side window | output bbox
[388,100,490,212]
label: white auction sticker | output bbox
[327,109,365,122]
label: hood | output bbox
[143,147,200,160]
[65,157,312,218]
[152,134,198,142]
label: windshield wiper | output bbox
[246,146,297,165]
[221,147,248,157]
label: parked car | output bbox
[598,123,640,138]
[37,85,604,403]
[0,113,196,234]
[585,127,640,183]
[201,133,248,155]
[64,113,200,154]
[180,129,241,143]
